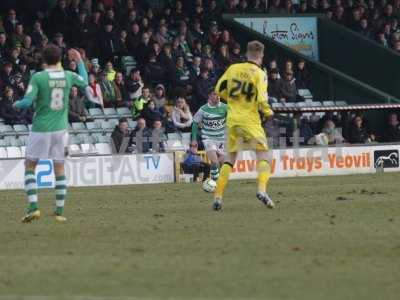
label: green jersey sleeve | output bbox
[71,71,87,89]
[25,74,39,100]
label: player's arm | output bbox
[257,72,274,119]
[191,109,203,140]
[14,75,38,109]
[215,67,230,101]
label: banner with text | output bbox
[230,145,400,179]
[235,16,319,60]
[0,153,175,190]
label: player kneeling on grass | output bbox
[192,89,227,188]
[212,40,274,211]
[14,46,94,223]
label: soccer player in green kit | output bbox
[192,89,227,183]
[14,46,91,223]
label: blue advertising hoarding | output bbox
[235,17,319,60]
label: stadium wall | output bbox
[1,145,398,190]
[318,18,400,101]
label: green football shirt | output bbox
[25,69,87,132]
[193,102,227,141]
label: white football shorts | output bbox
[25,130,69,162]
[203,139,225,155]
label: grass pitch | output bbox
[0,173,400,300]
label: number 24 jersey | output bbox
[215,61,273,127]
[25,69,87,132]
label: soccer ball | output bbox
[202,179,217,193]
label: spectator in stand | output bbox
[99,71,117,108]
[171,96,193,132]
[104,61,116,82]
[279,71,298,103]
[152,84,167,116]
[153,24,171,48]
[3,9,20,35]
[126,22,141,54]
[182,141,210,182]
[383,112,400,142]
[87,73,103,108]
[0,86,28,125]
[320,119,345,145]
[268,69,282,102]
[215,44,232,74]
[130,117,152,153]
[348,115,375,143]
[270,0,285,14]
[111,117,130,154]
[113,72,128,104]
[174,56,191,88]
[132,86,151,119]
[136,32,152,68]
[231,43,245,63]
[144,53,165,87]
[0,62,14,91]
[126,68,144,106]
[294,59,310,90]
[151,119,167,153]
[194,67,214,110]
[98,21,117,64]
[141,100,162,128]
[69,86,89,123]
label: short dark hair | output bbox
[119,117,128,124]
[42,45,62,65]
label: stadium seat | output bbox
[95,143,112,154]
[310,101,322,107]
[0,124,15,136]
[166,140,186,151]
[77,133,95,144]
[167,133,181,140]
[0,147,7,158]
[181,132,191,142]
[103,108,118,117]
[100,120,116,131]
[86,122,102,133]
[0,117,4,124]
[121,56,137,76]
[97,135,110,143]
[69,135,82,145]
[6,146,22,158]
[28,124,32,131]
[71,122,87,133]
[335,101,348,106]
[13,124,28,134]
[127,119,137,129]
[68,144,80,156]
[9,137,24,147]
[271,102,284,108]
[20,146,26,157]
[0,139,9,147]
[89,108,104,118]
[322,101,335,106]
[80,143,95,153]
[116,107,131,117]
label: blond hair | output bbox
[246,40,264,60]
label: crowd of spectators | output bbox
[0,0,399,152]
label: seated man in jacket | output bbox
[182,141,210,182]
[130,117,152,153]
[111,117,130,154]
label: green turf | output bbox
[0,173,400,300]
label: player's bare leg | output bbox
[255,150,274,209]
[53,162,67,222]
[206,150,220,181]
[213,152,237,211]
[21,159,40,223]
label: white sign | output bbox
[235,16,319,60]
[0,153,175,190]
[230,145,400,179]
